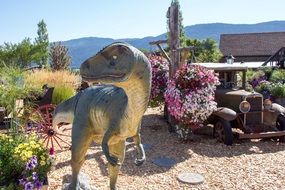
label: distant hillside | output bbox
[62,21,285,68]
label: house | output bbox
[219,32,285,65]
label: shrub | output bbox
[269,69,285,83]
[164,64,220,129]
[148,55,169,107]
[49,42,71,71]
[0,67,41,114]
[254,81,272,99]
[0,133,54,189]
[270,83,285,98]
[247,70,267,89]
[52,85,75,105]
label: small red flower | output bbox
[49,147,55,156]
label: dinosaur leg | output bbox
[133,122,146,166]
[70,125,93,190]
[108,140,126,190]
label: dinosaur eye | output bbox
[110,61,116,66]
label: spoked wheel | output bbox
[26,104,71,150]
[214,118,233,145]
[276,115,285,143]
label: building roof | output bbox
[193,62,267,70]
[219,32,285,57]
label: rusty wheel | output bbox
[26,104,71,150]
[214,118,233,145]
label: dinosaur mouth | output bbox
[81,73,126,81]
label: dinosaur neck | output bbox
[116,55,151,114]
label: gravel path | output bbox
[48,107,285,190]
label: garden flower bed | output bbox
[0,133,54,189]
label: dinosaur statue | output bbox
[52,42,152,190]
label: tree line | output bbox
[0,20,71,70]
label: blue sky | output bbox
[1,0,285,44]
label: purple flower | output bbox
[26,156,38,170]
[26,162,35,170]
[24,182,34,190]
[32,172,38,181]
[19,178,27,185]
[34,180,43,190]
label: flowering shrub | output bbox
[0,133,54,189]
[164,64,220,129]
[269,82,285,98]
[148,55,169,107]
[248,70,267,89]
[254,80,272,99]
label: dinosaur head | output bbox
[80,42,135,84]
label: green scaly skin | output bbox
[53,42,151,190]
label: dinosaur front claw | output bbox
[134,158,145,166]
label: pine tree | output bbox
[34,20,49,67]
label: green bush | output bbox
[255,81,271,93]
[52,85,75,105]
[246,69,265,82]
[0,67,41,114]
[270,83,285,98]
[246,69,257,82]
[269,69,285,83]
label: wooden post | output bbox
[168,4,180,77]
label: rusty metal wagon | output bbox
[24,86,72,151]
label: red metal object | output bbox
[26,104,71,150]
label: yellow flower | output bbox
[40,155,46,160]
[0,134,8,139]
[29,140,36,145]
[21,155,26,161]
[26,151,33,158]
[40,160,46,166]
[25,146,31,151]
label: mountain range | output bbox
[61,21,285,68]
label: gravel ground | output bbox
[48,107,285,190]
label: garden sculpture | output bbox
[53,42,151,190]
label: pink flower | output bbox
[164,64,220,129]
[148,55,169,107]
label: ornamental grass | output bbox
[24,69,80,90]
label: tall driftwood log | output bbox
[168,4,180,77]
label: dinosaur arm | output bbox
[101,87,128,166]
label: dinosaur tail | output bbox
[52,93,80,127]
